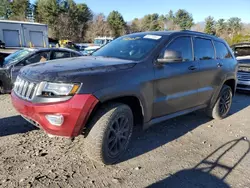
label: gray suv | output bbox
[12,30,238,164]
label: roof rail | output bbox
[181,30,218,37]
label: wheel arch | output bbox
[84,95,144,136]
[209,78,236,109]
[223,79,236,96]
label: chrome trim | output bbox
[13,76,39,101]
[21,115,40,128]
[238,72,250,81]
[13,76,80,104]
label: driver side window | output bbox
[159,36,193,62]
[25,51,50,65]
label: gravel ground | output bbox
[0,93,250,188]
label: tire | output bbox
[206,85,233,120]
[84,103,133,165]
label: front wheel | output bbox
[206,85,233,120]
[85,103,133,165]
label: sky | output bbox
[31,0,250,23]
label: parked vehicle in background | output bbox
[0,40,5,49]
[82,37,113,55]
[81,45,100,56]
[0,20,48,48]
[11,31,237,165]
[74,43,89,53]
[231,43,250,91]
[93,37,113,46]
[0,48,82,93]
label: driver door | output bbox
[11,51,50,82]
[153,36,200,118]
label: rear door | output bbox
[193,37,221,105]
[153,36,200,118]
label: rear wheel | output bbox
[84,103,133,165]
[207,85,233,120]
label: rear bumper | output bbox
[11,92,99,137]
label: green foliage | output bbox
[226,34,250,46]
[0,0,12,19]
[0,0,32,21]
[166,10,174,21]
[34,0,92,40]
[216,19,227,36]
[174,9,194,30]
[107,11,126,37]
[0,1,248,44]
[141,13,161,31]
[227,17,242,35]
[35,0,60,24]
[130,18,141,33]
[11,0,32,20]
[204,16,216,35]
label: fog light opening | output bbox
[45,114,64,126]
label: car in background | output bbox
[93,37,113,46]
[0,40,5,49]
[231,43,250,91]
[81,45,100,56]
[74,43,88,51]
[0,48,82,93]
[82,37,113,55]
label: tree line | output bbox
[0,0,249,44]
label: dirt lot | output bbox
[0,93,250,188]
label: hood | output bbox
[20,56,137,82]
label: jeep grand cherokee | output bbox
[11,31,237,164]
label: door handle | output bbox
[217,62,223,67]
[188,65,197,71]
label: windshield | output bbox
[234,46,250,57]
[94,39,105,45]
[3,49,33,65]
[92,34,163,61]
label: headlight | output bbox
[39,82,80,96]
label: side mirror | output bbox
[157,50,183,64]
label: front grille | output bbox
[13,76,38,100]
[238,66,250,72]
[238,72,250,81]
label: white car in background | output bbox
[82,37,113,55]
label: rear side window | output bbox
[71,52,81,57]
[159,36,193,61]
[51,51,70,60]
[194,38,215,60]
[214,41,232,59]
